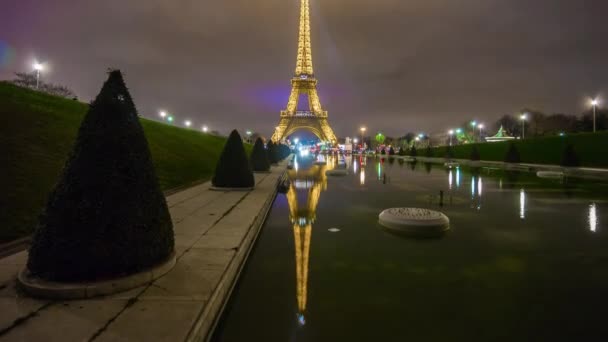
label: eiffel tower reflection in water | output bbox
[284,154,339,326]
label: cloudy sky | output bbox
[1,0,607,138]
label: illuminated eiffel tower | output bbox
[271,0,337,144]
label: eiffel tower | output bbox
[271,0,337,144]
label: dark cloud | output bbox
[1,0,607,138]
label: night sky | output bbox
[1,0,607,138]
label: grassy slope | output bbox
[429,132,608,167]
[0,82,246,242]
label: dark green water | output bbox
[212,155,608,342]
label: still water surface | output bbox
[213,155,608,341]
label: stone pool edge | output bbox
[186,169,287,342]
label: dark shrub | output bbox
[266,141,279,164]
[446,146,454,159]
[388,147,395,155]
[410,146,418,157]
[277,144,291,160]
[250,138,270,172]
[504,143,521,163]
[27,70,174,282]
[381,149,386,155]
[388,157,395,165]
[561,143,580,167]
[398,159,405,166]
[398,148,406,156]
[470,145,481,161]
[425,146,433,157]
[212,130,255,188]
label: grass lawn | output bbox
[429,131,608,167]
[0,82,249,243]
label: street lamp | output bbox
[33,62,44,89]
[448,129,454,146]
[471,121,477,128]
[202,125,208,133]
[159,111,167,120]
[591,99,599,133]
[478,123,484,140]
[167,116,174,123]
[184,120,192,127]
[360,126,367,149]
[520,113,528,139]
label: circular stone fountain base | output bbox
[379,208,450,237]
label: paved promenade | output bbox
[0,163,286,341]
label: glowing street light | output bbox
[448,129,455,146]
[159,111,167,119]
[471,120,477,127]
[202,125,208,133]
[456,128,462,134]
[591,99,599,133]
[184,120,192,127]
[520,113,528,139]
[478,123,484,140]
[294,138,300,144]
[33,62,44,89]
[360,126,367,150]
[167,116,174,123]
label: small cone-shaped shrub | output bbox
[381,149,386,155]
[266,141,278,164]
[278,144,291,160]
[410,146,418,157]
[250,138,270,172]
[504,143,521,163]
[470,145,481,161]
[446,146,454,159]
[561,143,580,167]
[425,146,433,157]
[398,148,406,156]
[27,70,174,282]
[212,130,255,188]
[389,147,395,155]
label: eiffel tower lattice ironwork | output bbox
[271,0,337,144]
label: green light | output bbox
[168,116,174,123]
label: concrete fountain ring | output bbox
[379,208,450,237]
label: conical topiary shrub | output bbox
[250,138,271,172]
[212,130,255,188]
[389,147,395,155]
[398,148,406,156]
[410,146,418,157]
[27,70,174,282]
[266,141,278,164]
[425,146,433,158]
[504,142,521,163]
[561,143,580,167]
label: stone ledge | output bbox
[209,186,254,192]
[17,253,176,300]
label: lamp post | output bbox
[360,126,367,150]
[448,130,454,146]
[478,123,484,141]
[33,62,44,89]
[202,125,208,133]
[159,111,167,120]
[520,113,528,139]
[184,120,192,128]
[592,99,598,133]
[167,116,174,124]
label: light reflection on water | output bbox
[214,155,608,342]
[589,203,598,232]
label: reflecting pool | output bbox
[213,155,608,341]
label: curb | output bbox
[17,253,176,300]
[186,170,285,342]
[209,186,255,192]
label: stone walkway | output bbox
[0,164,286,341]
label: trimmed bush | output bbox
[388,147,395,155]
[470,145,481,161]
[250,138,270,172]
[277,143,291,160]
[266,141,279,164]
[446,146,454,159]
[27,70,174,282]
[504,142,521,163]
[410,146,418,157]
[212,130,255,188]
[398,148,406,156]
[561,143,581,167]
[381,149,386,155]
[425,146,433,157]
